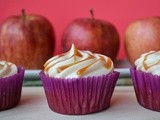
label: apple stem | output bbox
[90,9,95,19]
[21,9,26,20]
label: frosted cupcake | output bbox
[39,44,120,115]
[130,51,160,111]
[0,61,24,111]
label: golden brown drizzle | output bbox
[57,64,71,73]
[45,44,84,72]
[143,52,155,70]
[44,54,65,72]
[73,45,82,57]
[56,53,94,73]
[44,55,60,67]
[99,56,112,69]
[44,44,113,76]
[143,51,160,70]
[77,60,97,76]
[77,56,112,76]
[0,62,12,77]
[105,58,112,69]
[77,65,90,76]
[72,45,82,61]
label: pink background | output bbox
[0,0,160,60]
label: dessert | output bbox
[130,50,160,111]
[0,61,24,111]
[39,44,120,115]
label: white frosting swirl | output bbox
[135,51,160,75]
[0,61,18,78]
[44,44,114,78]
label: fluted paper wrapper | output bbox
[39,71,119,115]
[130,67,160,111]
[0,67,24,111]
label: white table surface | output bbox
[0,86,160,120]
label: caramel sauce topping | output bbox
[77,56,112,76]
[44,54,65,72]
[44,44,96,73]
[57,64,71,73]
[57,53,94,73]
[44,44,113,76]
[0,61,13,77]
[77,60,98,76]
[143,54,150,70]
[73,45,83,59]
[99,56,112,69]
[105,58,112,69]
[143,51,160,70]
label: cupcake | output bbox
[39,44,120,115]
[130,50,160,111]
[0,61,24,111]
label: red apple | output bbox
[124,17,160,65]
[0,10,55,69]
[61,10,120,61]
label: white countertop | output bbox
[0,86,160,120]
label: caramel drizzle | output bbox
[44,54,63,67]
[72,45,82,61]
[143,51,160,70]
[44,54,65,72]
[77,56,112,76]
[99,56,112,69]
[0,62,12,77]
[57,54,94,73]
[44,44,83,72]
[44,43,113,76]
[77,59,98,76]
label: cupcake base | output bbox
[130,67,160,112]
[0,67,24,111]
[40,71,119,115]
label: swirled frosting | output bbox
[0,61,18,78]
[135,51,160,75]
[44,44,114,78]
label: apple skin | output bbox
[124,17,160,65]
[61,18,120,61]
[0,10,55,69]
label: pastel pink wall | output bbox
[0,0,160,60]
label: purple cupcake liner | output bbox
[130,67,160,111]
[0,67,24,111]
[39,71,120,115]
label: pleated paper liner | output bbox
[0,67,24,111]
[39,71,120,115]
[130,67,160,112]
